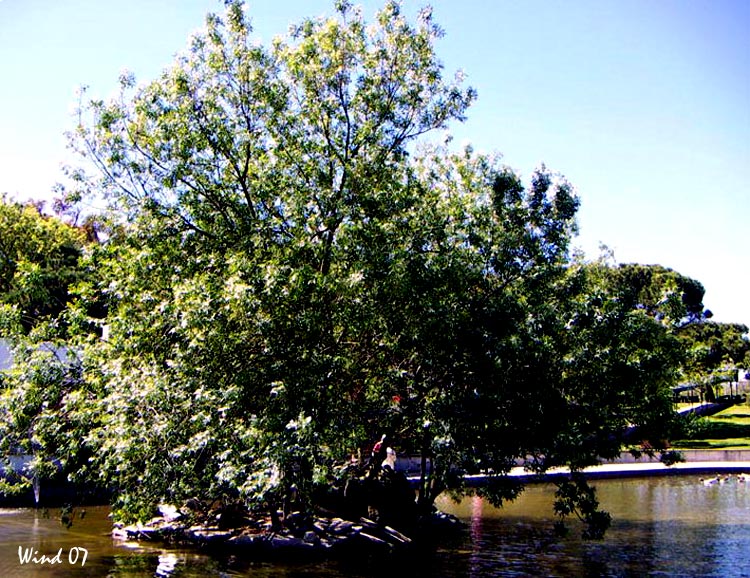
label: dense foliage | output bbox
[680,322,750,376]
[607,263,708,326]
[0,197,89,495]
[0,197,85,334]
[3,2,737,538]
[599,262,749,399]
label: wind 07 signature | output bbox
[18,546,88,567]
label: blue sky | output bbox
[1,0,748,327]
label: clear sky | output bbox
[1,0,748,327]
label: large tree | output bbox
[4,2,684,536]
[59,0,479,520]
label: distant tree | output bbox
[679,322,750,402]
[0,196,86,334]
[609,263,709,326]
[563,260,686,446]
[585,261,749,402]
[680,322,749,370]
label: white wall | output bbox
[0,338,12,371]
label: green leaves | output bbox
[1,2,708,536]
[0,197,86,333]
[554,474,612,540]
[54,1,482,519]
[0,338,87,490]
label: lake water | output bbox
[1,475,749,577]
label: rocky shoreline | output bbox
[112,504,460,556]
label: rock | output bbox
[383,525,411,544]
[357,531,392,551]
[158,504,181,522]
[318,537,333,549]
[303,530,320,545]
[130,524,162,540]
[165,522,181,531]
[183,497,203,511]
[110,504,421,557]
[269,535,313,549]
[227,533,261,547]
[330,520,354,535]
[285,511,307,524]
[187,528,235,543]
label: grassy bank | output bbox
[673,404,750,450]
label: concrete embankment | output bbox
[404,450,750,487]
[489,460,750,485]
[616,448,750,463]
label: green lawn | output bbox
[672,404,750,450]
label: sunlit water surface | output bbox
[1,476,749,577]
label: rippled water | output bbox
[1,476,749,577]
[436,475,750,577]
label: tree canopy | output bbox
[608,263,709,327]
[679,321,750,384]
[1,1,702,537]
[0,196,86,335]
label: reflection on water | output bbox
[437,475,750,577]
[1,476,749,576]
